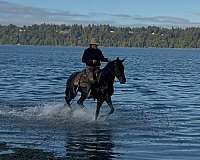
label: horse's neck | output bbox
[101,62,115,82]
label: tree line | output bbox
[0,24,200,48]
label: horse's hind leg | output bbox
[65,83,78,107]
[77,94,87,109]
[65,96,71,105]
[64,96,72,109]
[95,100,103,120]
[65,87,77,109]
[106,96,114,115]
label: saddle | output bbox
[73,69,101,88]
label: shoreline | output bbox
[0,44,200,50]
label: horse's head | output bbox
[114,57,126,84]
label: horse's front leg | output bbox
[106,96,114,115]
[77,94,87,109]
[95,100,103,120]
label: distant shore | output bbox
[0,44,200,50]
[0,24,200,48]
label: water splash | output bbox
[0,103,101,123]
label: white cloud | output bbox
[133,16,190,24]
[0,0,116,25]
[0,0,199,27]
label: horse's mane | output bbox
[99,60,117,84]
[102,60,115,74]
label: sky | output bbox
[0,0,200,27]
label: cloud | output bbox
[88,12,200,27]
[89,12,132,19]
[193,12,200,17]
[0,0,116,26]
[132,15,200,27]
[0,1,87,17]
[133,16,191,24]
[0,0,199,27]
[111,14,132,18]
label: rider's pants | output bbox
[85,66,100,96]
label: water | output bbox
[0,45,200,159]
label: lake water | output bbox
[0,45,200,159]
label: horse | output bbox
[65,57,126,120]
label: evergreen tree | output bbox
[0,24,200,48]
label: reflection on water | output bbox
[0,104,118,159]
[1,46,200,159]
[65,125,115,160]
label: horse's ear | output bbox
[116,57,125,62]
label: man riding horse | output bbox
[65,39,126,120]
[82,38,109,97]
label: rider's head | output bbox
[89,38,98,49]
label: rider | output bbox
[82,38,109,97]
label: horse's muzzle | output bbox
[120,77,126,84]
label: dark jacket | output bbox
[82,48,108,66]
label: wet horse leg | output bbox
[65,85,78,109]
[106,96,114,115]
[64,96,73,112]
[95,100,103,120]
[77,94,87,109]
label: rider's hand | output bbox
[108,58,112,62]
[93,60,97,64]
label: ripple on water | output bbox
[1,46,200,159]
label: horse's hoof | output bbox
[108,109,114,115]
[64,103,68,108]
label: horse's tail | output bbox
[65,72,80,105]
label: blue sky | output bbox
[0,0,200,27]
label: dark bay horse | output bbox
[65,57,126,120]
